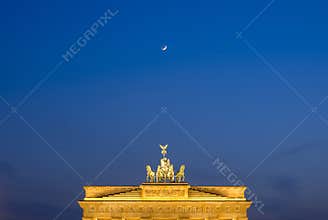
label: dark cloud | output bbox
[0,161,16,219]
[5,201,81,220]
[269,175,301,196]
[0,161,81,220]
[0,161,16,180]
[274,141,324,160]
[254,196,328,220]
[248,189,328,220]
[6,202,58,220]
[249,174,328,220]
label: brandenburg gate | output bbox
[79,145,251,220]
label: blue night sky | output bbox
[1,0,328,219]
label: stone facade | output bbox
[79,183,251,220]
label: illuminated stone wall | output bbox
[79,183,251,220]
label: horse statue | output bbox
[146,165,155,182]
[156,165,164,182]
[167,164,175,182]
[175,164,185,182]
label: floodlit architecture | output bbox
[79,145,252,220]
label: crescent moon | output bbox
[161,45,168,51]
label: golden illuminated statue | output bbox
[175,164,185,182]
[160,144,168,156]
[146,165,155,182]
[150,145,185,183]
[167,164,175,182]
[155,165,163,182]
